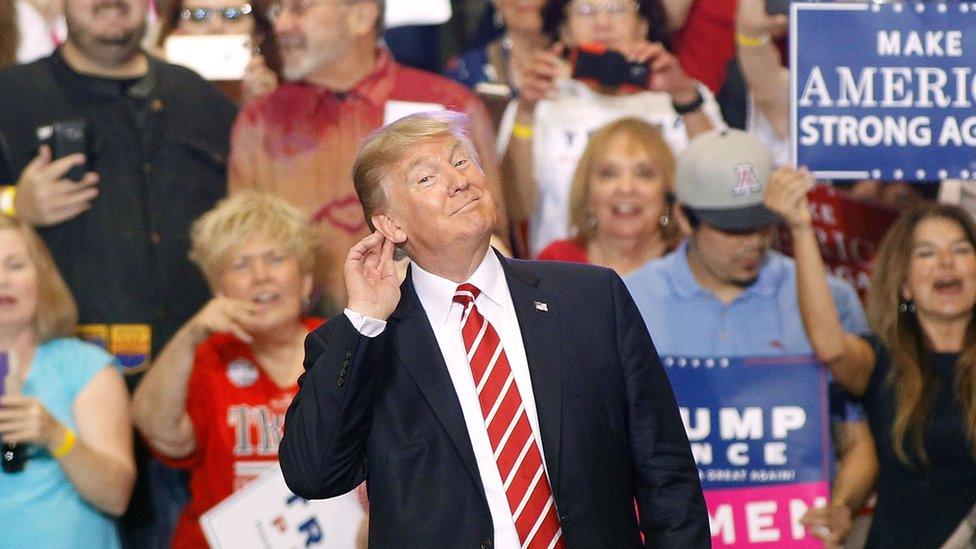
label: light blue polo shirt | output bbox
[625,240,869,421]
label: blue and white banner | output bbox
[662,355,831,546]
[791,2,976,181]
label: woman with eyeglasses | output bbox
[504,0,725,256]
[154,0,281,102]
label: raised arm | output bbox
[279,232,399,498]
[132,296,258,458]
[763,168,875,395]
[735,0,790,139]
[500,44,564,222]
[627,41,719,139]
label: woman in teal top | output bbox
[0,214,135,548]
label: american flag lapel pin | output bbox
[533,301,549,312]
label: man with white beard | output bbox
[228,0,508,315]
[0,0,237,545]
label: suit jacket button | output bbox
[480,539,492,549]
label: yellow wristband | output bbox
[51,427,77,459]
[512,122,533,140]
[0,186,15,217]
[736,32,770,47]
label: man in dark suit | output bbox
[279,111,708,548]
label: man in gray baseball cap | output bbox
[675,128,778,235]
[622,128,878,548]
[658,128,782,304]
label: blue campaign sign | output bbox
[661,355,831,490]
[791,2,976,181]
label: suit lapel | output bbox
[390,269,486,496]
[502,257,564,501]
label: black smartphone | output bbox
[765,0,791,15]
[36,120,88,182]
[570,46,650,90]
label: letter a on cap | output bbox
[730,163,762,197]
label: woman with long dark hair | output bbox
[767,170,976,547]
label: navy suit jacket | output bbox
[279,257,709,548]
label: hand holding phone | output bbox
[165,34,252,81]
[569,43,651,92]
[37,120,88,182]
[610,41,698,103]
[13,123,99,227]
[0,352,28,474]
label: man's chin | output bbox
[730,274,759,288]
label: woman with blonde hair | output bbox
[132,192,322,549]
[537,117,682,274]
[0,213,135,548]
[766,170,976,548]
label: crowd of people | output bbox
[0,0,974,548]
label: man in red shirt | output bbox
[229,0,508,313]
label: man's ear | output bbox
[347,0,381,38]
[372,213,407,244]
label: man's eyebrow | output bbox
[406,155,435,172]
[405,140,463,172]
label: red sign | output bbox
[775,186,899,303]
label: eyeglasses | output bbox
[179,3,252,23]
[568,1,640,18]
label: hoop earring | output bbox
[899,299,917,314]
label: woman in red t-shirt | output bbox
[537,117,684,274]
[132,192,326,549]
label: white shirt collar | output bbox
[411,249,509,327]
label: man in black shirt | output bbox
[0,0,237,545]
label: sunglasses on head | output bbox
[180,3,253,23]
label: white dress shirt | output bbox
[345,250,549,549]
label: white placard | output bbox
[382,100,445,125]
[164,34,251,81]
[200,464,366,549]
[384,0,451,27]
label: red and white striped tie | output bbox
[454,283,564,549]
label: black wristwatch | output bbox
[672,89,704,115]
